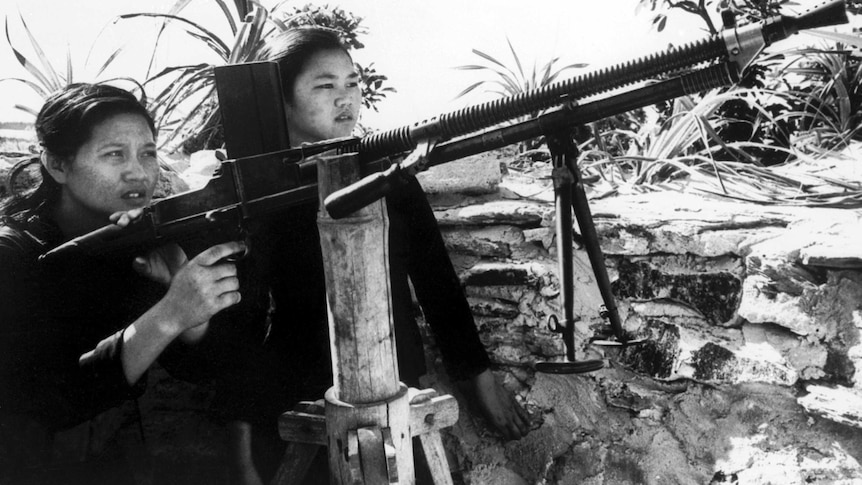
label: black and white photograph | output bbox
[1,1,860,483]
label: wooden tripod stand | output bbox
[272,153,458,485]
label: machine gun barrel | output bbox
[354,0,847,162]
[325,0,847,218]
[761,0,849,43]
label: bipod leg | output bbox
[561,132,647,349]
[535,132,604,374]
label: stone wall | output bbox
[415,150,862,484]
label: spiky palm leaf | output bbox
[113,0,292,152]
[454,38,587,104]
[1,13,70,115]
[1,10,133,118]
[454,38,587,151]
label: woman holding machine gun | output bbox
[0,83,245,483]
[212,27,531,484]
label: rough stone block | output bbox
[441,225,524,258]
[527,373,606,433]
[417,152,503,195]
[465,464,529,485]
[619,320,681,378]
[798,385,862,428]
[504,425,572,481]
[435,200,546,227]
[468,296,520,319]
[611,258,743,324]
[689,342,799,385]
[462,261,545,287]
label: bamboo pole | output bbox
[316,153,414,484]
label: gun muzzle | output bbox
[762,0,848,45]
[39,223,130,263]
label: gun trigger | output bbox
[239,227,252,259]
[225,235,251,262]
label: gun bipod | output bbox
[534,131,648,374]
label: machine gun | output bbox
[319,0,848,372]
[41,1,848,370]
[324,0,849,216]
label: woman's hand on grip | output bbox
[158,241,245,331]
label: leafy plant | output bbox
[114,0,395,153]
[455,38,587,103]
[277,3,366,49]
[621,0,862,167]
[635,0,719,34]
[454,38,587,150]
[775,32,862,146]
[112,0,293,153]
[576,76,862,209]
[580,88,780,190]
[695,38,862,163]
[355,63,395,112]
[1,12,125,116]
[634,0,789,35]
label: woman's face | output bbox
[55,112,159,223]
[285,48,361,146]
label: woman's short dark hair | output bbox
[37,83,156,159]
[257,27,351,103]
[1,83,156,218]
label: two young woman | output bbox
[0,26,528,484]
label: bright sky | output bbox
[0,0,836,131]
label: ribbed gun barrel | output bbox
[357,0,848,162]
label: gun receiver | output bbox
[39,137,372,262]
[40,0,847,260]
